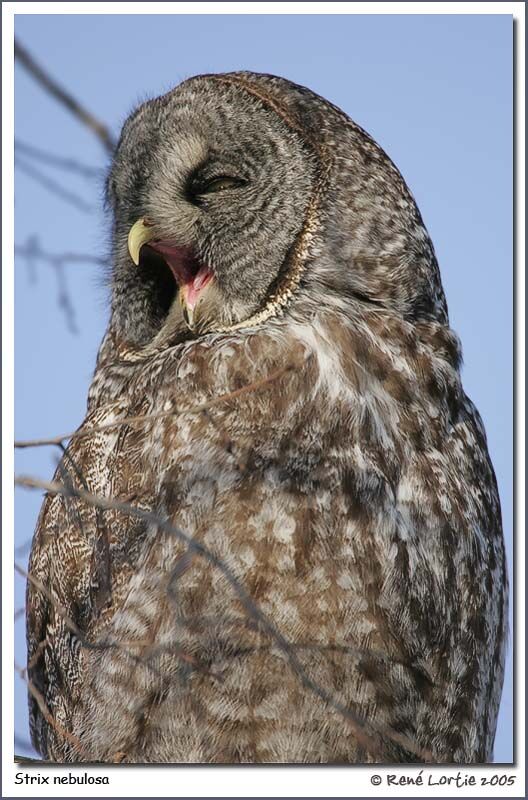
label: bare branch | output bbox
[15,139,103,180]
[16,474,432,762]
[15,754,48,764]
[15,157,95,213]
[52,260,79,334]
[28,638,49,671]
[15,240,107,268]
[15,661,90,759]
[15,563,84,641]
[14,39,115,154]
[20,234,39,284]
[15,237,106,333]
[16,562,219,686]
[14,364,296,450]
[14,753,101,765]
[15,534,35,556]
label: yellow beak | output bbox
[127,218,154,265]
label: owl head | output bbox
[106,72,448,351]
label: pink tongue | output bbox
[185,266,212,309]
[147,242,213,308]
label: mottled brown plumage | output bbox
[27,72,507,763]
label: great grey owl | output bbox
[26,72,508,764]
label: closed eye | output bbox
[192,175,246,198]
[198,175,246,195]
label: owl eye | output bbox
[197,176,246,195]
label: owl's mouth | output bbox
[133,233,213,331]
[144,242,212,312]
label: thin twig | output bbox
[15,237,88,333]
[14,755,49,764]
[15,563,84,641]
[15,535,34,556]
[15,242,107,267]
[52,260,79,334]
[16,562,218,685]
[15,157,95,213]
[28,638,49,671]
[14,364,296,450]
[15,139,103,179]
[15,661,90,759]
[15,39,115,153]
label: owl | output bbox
[26,72,507,764]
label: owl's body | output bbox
[27,73,507,763]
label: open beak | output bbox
[127,218,213,330]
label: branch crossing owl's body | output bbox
[27,72,507,763]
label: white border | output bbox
[3,1,526,14]
[2,3,524,798]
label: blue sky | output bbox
[13,13,513,762]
